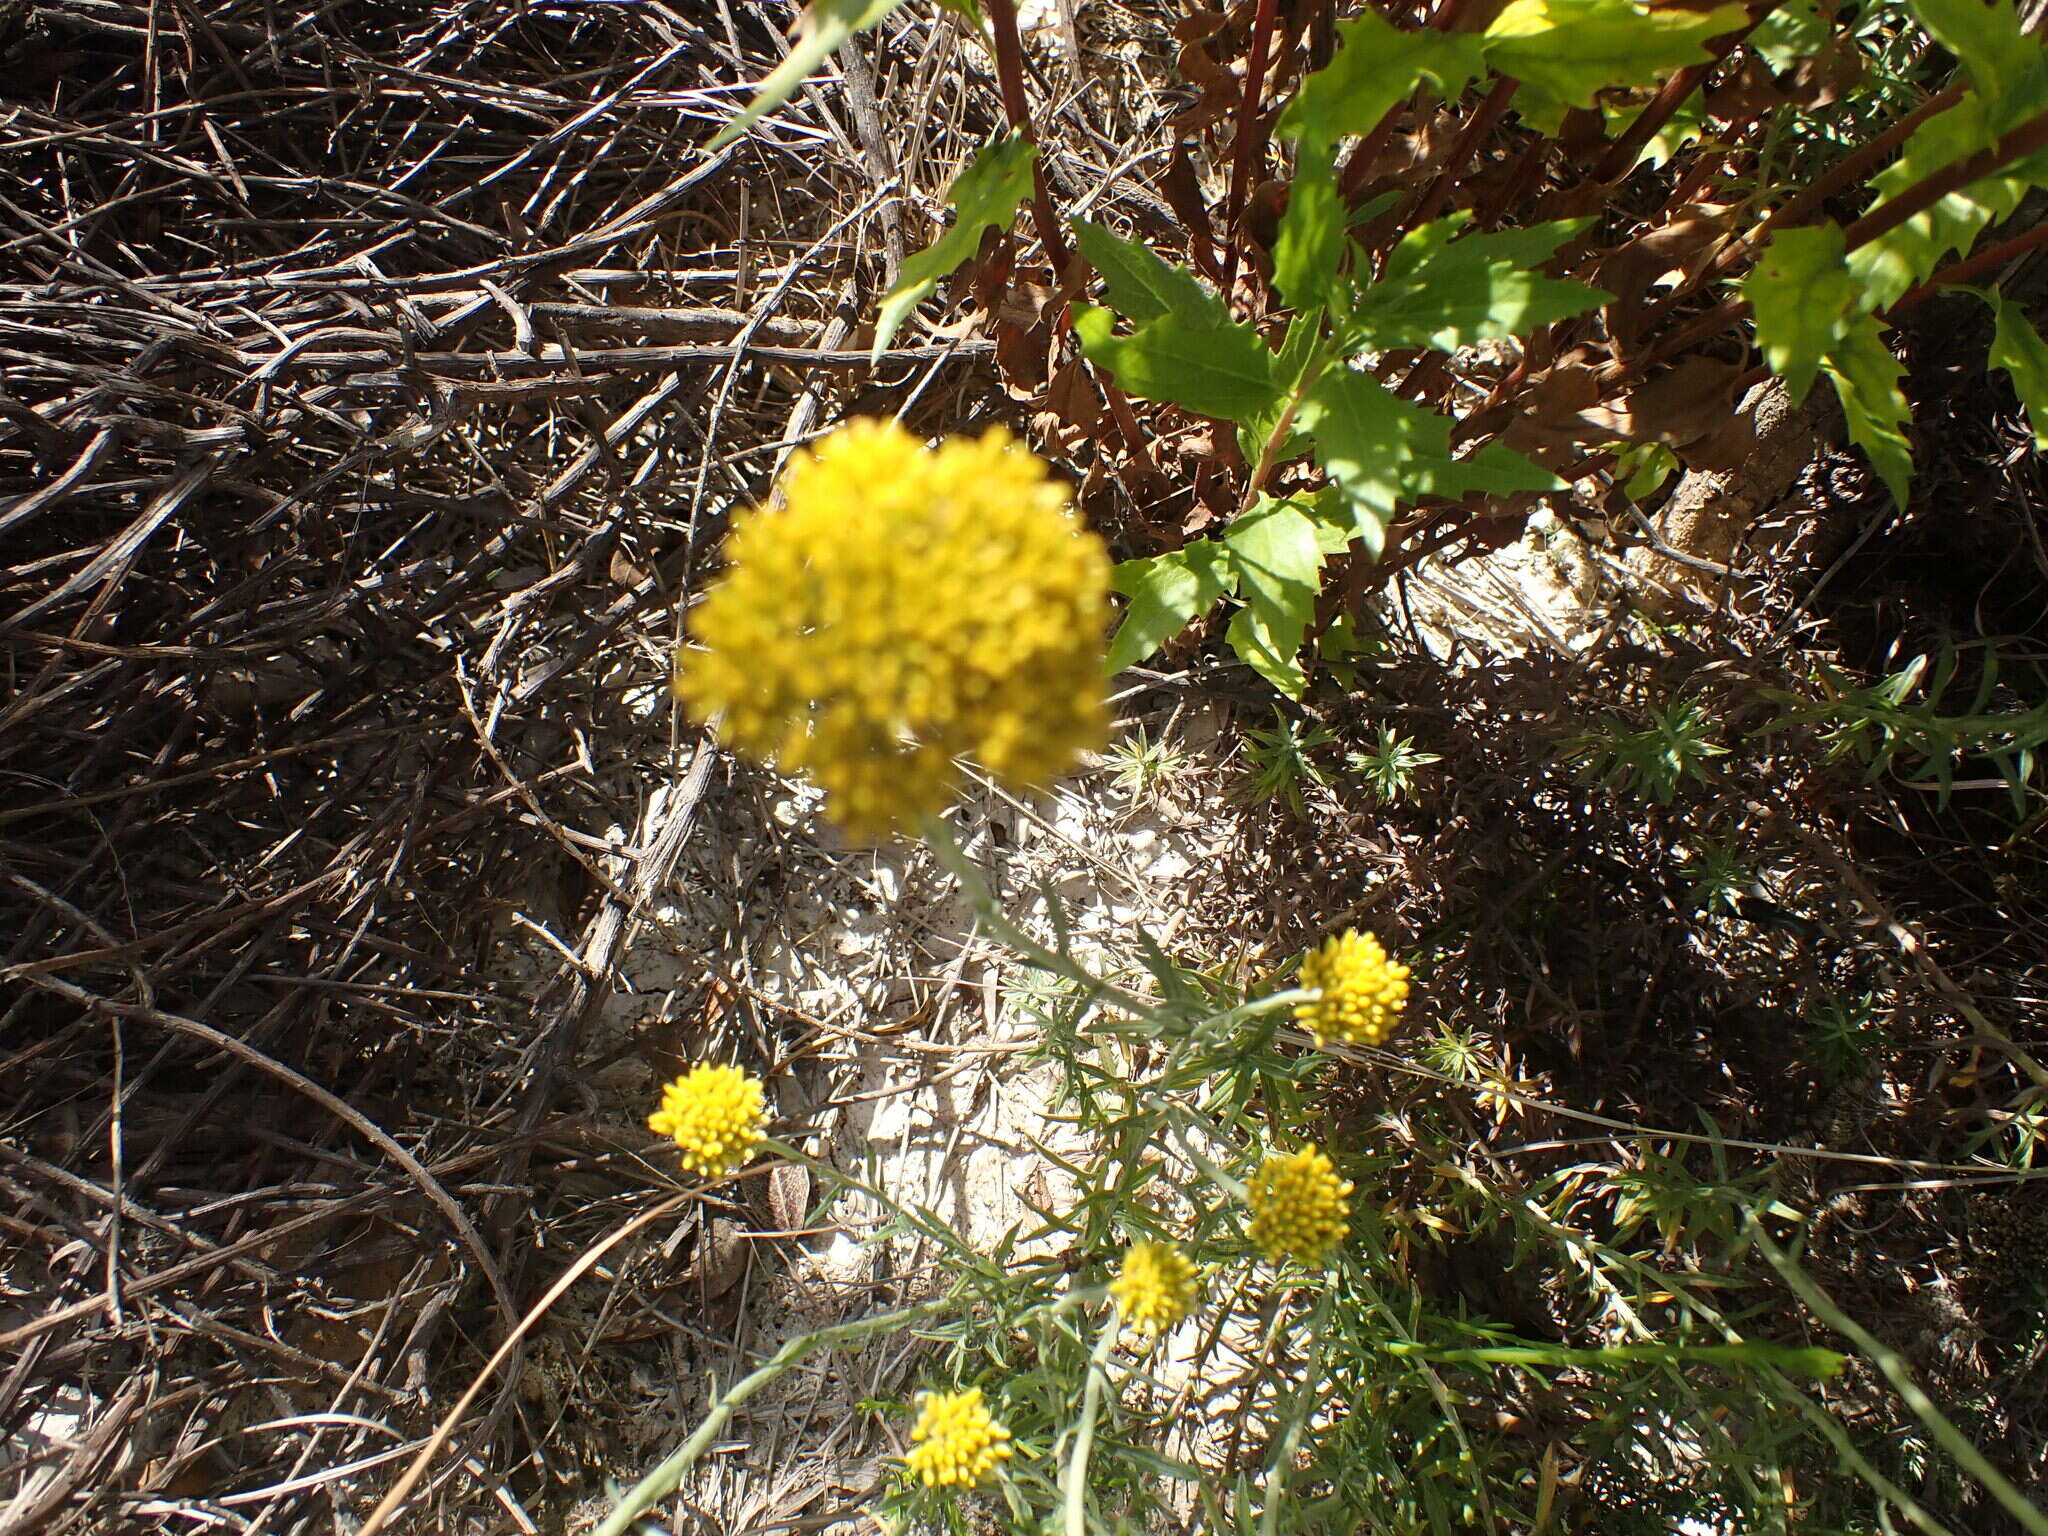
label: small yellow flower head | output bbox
[1109,1240,1201,1337]
[902,1387,1014,1489]
[673,419,1112,840]
[1295,929,1410,1047]
[648,1064,767,1178]
[1247,1145,1354,1267]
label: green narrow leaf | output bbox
[1106,540,1236,672]
[1823,315,1914,508]
[1273,137,1345,317]
[1280,8,1485,146]
[1358,215,1610,352]
[1741,223,1858,403]
[1074,304,1281,424]
[872,134,1036,359]
[1989,293,2048,451]
[1481,0,1747,110]
[1072,221,1219,324]
[708,0,906,150]
[1295,367,1563,554]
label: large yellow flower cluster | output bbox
[902,1387,1014,1488]
[647,1064,767,1179]
[1246,1145,1354,1267]
[1295,929,1411,1047]
[1109,1240,1200,1336]
[673,419,1112,839]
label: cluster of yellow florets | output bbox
[1109,1240,1201,1336]
[1295,929,1410,1047]
[672,419,1112,840]
[647,1064,767,1178]
[1246,1145,1354,1267]
[902,1388,1014,1488]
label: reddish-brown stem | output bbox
[1841,106,2048,253]
[1400,75,1518,237]
[1771,85,1964,238]
[1663,82,1967,318]
[1221,0,1285,295]
[1607,105,2048,389]
[1891,216,2048,310]
[1591,3,1770,186]
[1473,135,1548,228]
[982,0,1071,275]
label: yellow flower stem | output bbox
[1255,1288,1334,1536]
[1162,1105,1249,1204]
[593,1297,953,1536]
[920,815,1151,1015]
[1751,1218,2048,1536]
[1060,1312,1123,1536]
[1190,987,1311,1040]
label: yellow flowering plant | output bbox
[901,1387,1015,1489]
[1108,1240,1201,1337]
[1296,929,1410,1048]
[648,1063,768,1179]
[597,427,1858,1536]
[672,419,1111,840]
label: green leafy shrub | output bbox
[755,0,2048,700]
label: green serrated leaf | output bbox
[1274,137,1345,316]
[1482,0,1746,110]
[1296,367,1563,554]
[1221,498,1325,697]
[1846,94,2043,310]
[872,134,1035,359]
[1359,215,1610,352]
[708,0,906,150]
[1236,315,1329,464]
[1823,315,1914,507]
[1751,0,1829,72]
[1226,607,1309,696]
[1106,540,1236,672]
[1600,91,1708,170]
[1294,487,1361,554]
[1990,293,2048,451]
[1072,220,1219,324]
[1074,303,1281,424]
[1908,0,2042,126]
[1742,222,1857,403]
[1281,8,1485,147]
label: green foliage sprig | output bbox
[720,0,2048,700]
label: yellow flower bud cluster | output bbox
[647,1064,767,1178]
[1295,929,1410,1047]
[1109,1240,1201,1336]
[1246,1145,1354,1267]
[902,1387,1014,1488]
[672,419,1112,840]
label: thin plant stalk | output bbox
[1061,1313,1124,1536]
[591,1298,954,1536]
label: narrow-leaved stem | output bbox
[1061,1312,1124,1536]
[592,1298,955,1536]
[1750,1219,2048,1536]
